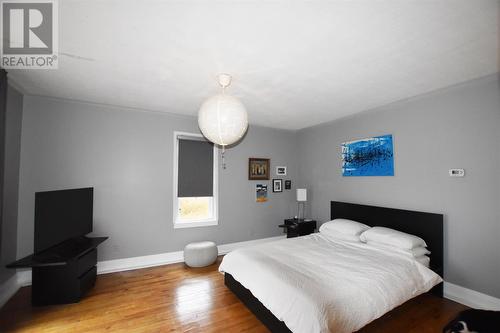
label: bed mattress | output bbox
[219,234,442,333]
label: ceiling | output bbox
[7,0,499,130]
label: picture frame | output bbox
[272,179,283,193]
[276,166,287,176]
[249,158,270,180]
[284,180,292,190]
[341,134,394,176]
[256,184,268,202]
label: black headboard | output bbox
[330,201,443,279]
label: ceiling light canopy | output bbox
[198,74,248,147]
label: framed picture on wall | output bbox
[284,180,292,190]
[249,158,270,180]
[341,134,394,176]
[276,166,287,176]
[256,184,268,202]
[272,179,283,192]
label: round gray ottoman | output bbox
[184,241,218,267]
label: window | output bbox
[173,132,218,228]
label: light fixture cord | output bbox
[221,146,226,169]
[217,74,231,170]
[220,79,227,169]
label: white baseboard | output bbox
[5,235,500,312]
[217,236,284,255]
[0,274,20,308]
[0,235,285,308]
[17,270,32,287]
[98,235,284,275]
[444,282,500,310]
[97,250,184,274]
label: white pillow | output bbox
[409,246,431,257]
[321,232,362,243]
[360,226,427,250]
[366,242,430,258]
[319,219,370,236]
[416,255,430,267]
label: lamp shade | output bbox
[198,93,248,146]
[296,188,307,202]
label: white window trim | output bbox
[173,131,218,229]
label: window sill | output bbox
[174,219,218,229]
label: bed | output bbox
[219,201,444,333]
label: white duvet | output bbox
[219,234,442,333]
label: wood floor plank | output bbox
[0,257,467,332]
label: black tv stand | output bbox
[7,236,108,306]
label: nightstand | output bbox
[279,219,317,238]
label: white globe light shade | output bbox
[198,93,248,146]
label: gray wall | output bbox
[1,84,23,284]
[17,96,297,261]
[297,74,500,298]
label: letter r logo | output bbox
[2,2,53,54]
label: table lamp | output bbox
[296,188,307,220]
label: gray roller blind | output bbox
[178,138,214,197]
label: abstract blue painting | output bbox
[342,134,394,176]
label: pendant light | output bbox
[198,74,248,168]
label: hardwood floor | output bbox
[0,258,467,332]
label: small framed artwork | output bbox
[249,158,270,180]
[256,184,268,202]
[284,180,292,190]
[276,166,287,176]
[272,179,283,193]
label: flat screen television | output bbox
[34,187,93,253]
